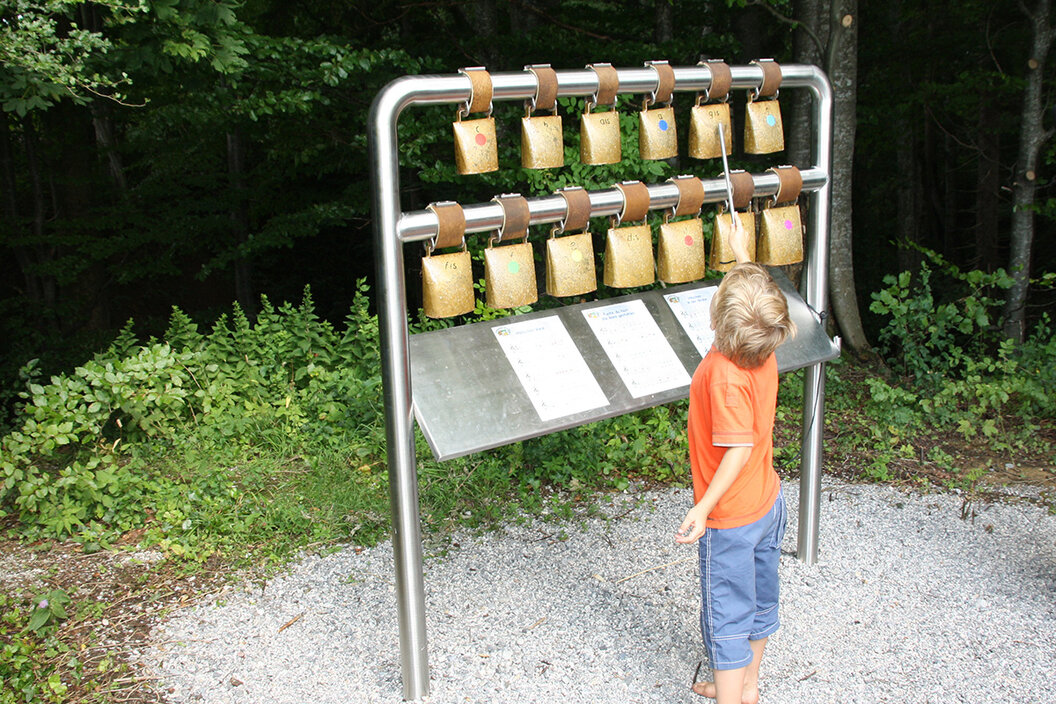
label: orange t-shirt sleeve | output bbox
[710,377,754,447]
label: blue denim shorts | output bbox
[698,489,787,670]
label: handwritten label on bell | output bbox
[758,205,803,265]
[658,218,706,283]
[547,233,597,297]
[422,249,475,318]
[453,117,498,174]
[639,106,677,160]
[485,241,538,309]
[604,224,655,288]
[580,111,621,165]
[710,212,756,272]
[689,103,732,160]
[521,114,564,169]
[744,100,784,154]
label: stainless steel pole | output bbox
[791,67,833,565]
[368,78,432,701]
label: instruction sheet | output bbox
[492,316,609,421]
[582,299,691,398]
[664,287,718,358]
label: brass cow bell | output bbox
[744,97,784,154]
[689,100,732,160]
[604,181,655,288]
[521,64,564,169]
[638,60,677,160]
[688,60,733,160]
[658,217,706,283]
[422,201,475,318]
[757,165,804,265]
[453,67,498,174]
[580,62,621,165]
[422,244,475,318]
[710,211,757,273]
[484,194,538,309]
[547,186,597,297]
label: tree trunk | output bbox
[789,0,827,169]
[895,114,923,276]
[1,115,44,304]
[89,99,128,198]
[1003,0,1054,341]
[825,0,871,354]
[21,116,57,312]
[654,0,673,43]
[227,128,255,313]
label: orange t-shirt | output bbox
[688,348,780,529]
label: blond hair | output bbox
[713,263,797,369]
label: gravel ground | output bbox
[144,479,1056,703]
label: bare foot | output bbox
[690,680,759,704]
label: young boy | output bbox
[675,217,796,704]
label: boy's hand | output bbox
[727,211,751,264]
[675,503,709,544]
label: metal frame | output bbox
[368,63,833,700]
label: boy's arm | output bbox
[727,209,752,264]
[675,445,752,544]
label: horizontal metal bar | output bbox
[384,64,825,109]
[397,168,827,242]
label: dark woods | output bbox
[1,0,1053,392]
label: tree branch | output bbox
[509,1,617,41]
[747,0,826,59]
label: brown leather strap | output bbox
[645,60,675,105]
[751,59,782,98]
[526,64,558,112]
[493,193,531,241]
[459,67,492,115]
[702,60,731,101]
[729,171,755,210]
[768,165,802,204]
[557,187,592,232]
[616,181,651,223]
[426,201,466,249]
[669,175,706,217]
[588,62,619,106]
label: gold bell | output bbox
[657,175,707,283]
[547,186,597,297]
[743,58,784,155]
[521,64,564,169]
[639,60,677,160]
[757,165,804,265]
[710,211,757,273]
[453,67,498,174]
[484,194,538,309]
[604,181,655,288]
[580,62,622,165]
[422,201,475,318]
[688,60,733,160]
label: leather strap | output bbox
[669,175,706,217]
[557,187,592,233]
[616,181,651,223]
[645,60,675,105]
[702,60,731,101]
[729,171,755,210]
[459,67,493,115]
[526,64,558,112]
[588,62,619,106]
[426,201,466,249]
[493,193,531,241]
[751,58,782,98]
[768,165,802,204]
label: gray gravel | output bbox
[143,479,1056,703]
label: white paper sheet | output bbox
[492,317,609,422]
[664,288,718,358]
[582,299,691,398]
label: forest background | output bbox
[1,1,1055,702]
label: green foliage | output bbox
[0,592,71,704]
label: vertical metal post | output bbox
[368,80,431,700]
[794,67,834,564]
